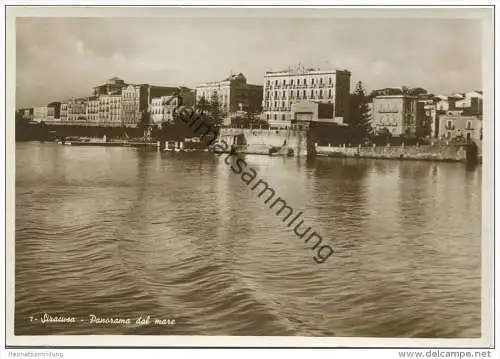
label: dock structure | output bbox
[217,127,310,157]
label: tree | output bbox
[373,127,392,146]
[407,87,428,97]
[347,81,373,144]
[207,92,224,127]
[196,96,209,112]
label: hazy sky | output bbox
[15,14,483,108]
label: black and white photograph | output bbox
[4,3,496,353]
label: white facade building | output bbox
[149,96,180,124]
[262,66,351,127]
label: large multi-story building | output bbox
[93,76,128,96]
[97,94,122,125]
[16,108,33,122]
[150,97,165,124]
[372,95,418,137]
[121,84,179,127]
[86,97,100,123]
[195,73,263,118]
[67,98,88,122]
[149,95,181,125]
[47,107,55,122]
[60,103,68,121]
[47,102,61,121]
[262,66,351,127]
[33,106,49,122]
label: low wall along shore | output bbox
[316,144,470,162]
[30,121,479,163]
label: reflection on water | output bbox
[15,142,481,337]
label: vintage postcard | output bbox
[4,3,495,352]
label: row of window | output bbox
[122,91,139,98]
[446,120,474,129]
[267,89,333,100]
[267,77,334,87]
[63,114,123,119]
[151,109,174,115]
[99,101,121,104]
[265,114,289,121]
[68,107,122,112]
[265,99,333,109]
[376,115,415,126]
[375,102,416,113]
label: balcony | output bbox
[445,125,455,130]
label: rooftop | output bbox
[264,67,349,76]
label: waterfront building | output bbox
[47,107,55,122]
[372,95,418,137]
[86,97,100,123]
[417,97,437,138]
[60,103,68,122]
[109,95,122,124]
[149,97,164,124]
[98,94,122,125]
[93,76,128,96]
[47,102,62,121]
[435,94,464,112]
[121,85,145,127]
[149,95,181,125]
[262,65,351,128]
[455,91,483,115]
[33,106,49,123]
[195,73,263,121]
[17,108,34,122]
[438,110,482,144]
[67,98,88,122]
[434,90,483,138]
[121,84,179,127]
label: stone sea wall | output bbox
[316,144,469,162]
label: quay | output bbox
[34,122,481,164]
[314,142,480,163]
[50,130,481,164]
